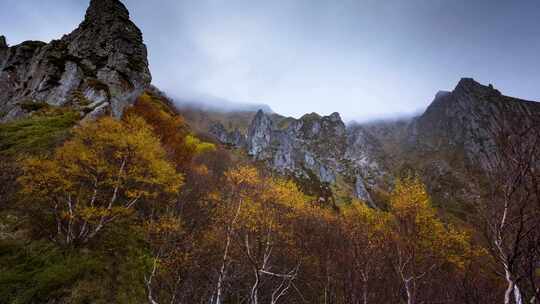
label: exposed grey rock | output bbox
[210,123,231,143]
[82,101,110,123]
[408,78,540,171]
[354,177,376,208]
[345,125,387,188]
[209,122,246,147]
[271,130,295,171]
[0,0,151,122]
[209,78,539,210]
[247,110,274,158]
[213,109,389,207]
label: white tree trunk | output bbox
[404,278,414,304]
[503,267,523,304]
[213,199,243,304]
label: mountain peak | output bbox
[85,0,130,22]
[454,78,501,97]
[328,112,342,122]
[455,77,478,87]
[0,35,7,48]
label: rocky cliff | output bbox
[210,78,540,210]
[211,110,389,206]
[392,78,539,214]
[407,78,540,170]
[0,0,151,122]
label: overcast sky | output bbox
[2,0,540,121]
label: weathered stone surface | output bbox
[210,78,540,209]
[408,78,540,170]
[247,110,274,159]
[354,177,375,208]
[209,122,246,147]
[0,0,151,122]
[214,109,389,206]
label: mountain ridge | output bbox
[208,78,540,209]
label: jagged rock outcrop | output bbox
[247,110,275,159]
[209,123,246,147]
[0,0,151,122]
[384,78,540,211]
[209,78,539,209]
[408,78,540,170]
[212,109,388,206]
[0,36,6,49]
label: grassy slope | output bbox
[0,109,79,157]
[0,107,151,303]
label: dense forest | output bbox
[0,91,538,303]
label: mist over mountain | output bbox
[170,91,274,114]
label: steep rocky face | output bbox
[0,36,6,49]
[247,110,275,159]
[408,78,540,170]
[0,0,151,122]
[212,110,388,205]
[345,125,388,187]
[209,78,539,210]
[209,122,246,147]
[390,78,540,214]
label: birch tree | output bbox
[388,177,470,304]
[479,117,540,304]
[18,116,183,246]
[340,202,390,304]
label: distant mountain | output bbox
[209,78,540,212]
[0,0,151,122]
[407,78,540,169]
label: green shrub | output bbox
[0,110,80,156]
[0,226,150,303]
[0,241,101,304]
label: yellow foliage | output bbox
[184,134,216,155]
[388,176,471,270]
[18,116,184,245]
[224,165,261,190]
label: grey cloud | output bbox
[2,0,539,121]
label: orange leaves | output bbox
[225,165,261,189]
[124,92,214,169]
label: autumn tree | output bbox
[209,166,310,304]
[387,177,470,304]
[124,92,215,170]
[339,202,391,304]
[18,116,183,246]
[143,214,187,304]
